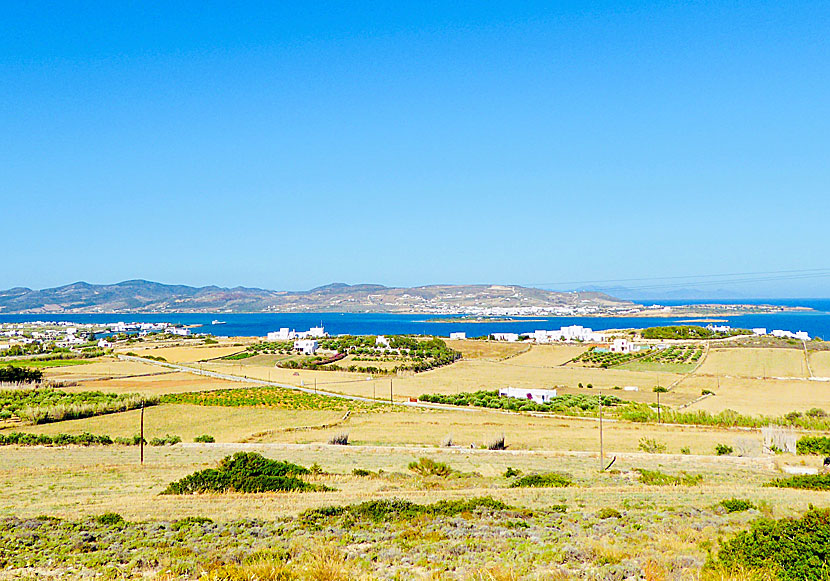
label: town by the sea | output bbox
[1,299,829,339]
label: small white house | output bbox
[168,327,191,336]
[623,386,639,392]
[492,333,519,342]
[449,332,466,340]
[97,339,113,349]
[375,335,391,348]
[752,328,767,336]
[499,386,558,404]
[610,338,634,353]
[294,339,319,355]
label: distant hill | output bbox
[0,280,637,315]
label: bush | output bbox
[715,443,734,456]
[162,452,330,494]
[504,467,522,478]
[172,516,213,530]
[720,498,756,513]
[352,468,372,477]
[680,446,691,455]
[149,434,181,446]
[510,473,572,488]
[638,437,667,454]
[767,474,830,491]
[194,434,215,443]
[301,497,509,523]
[596,507,622,519]
[328,433,349,445]
[635,468,703,486]
[0,432,114,446]
[797,436,830,456]
[95,512,125,526]
[408,457,453,477]
[0,366,43,383]
[709,508,830,580]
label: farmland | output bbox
[0,335,828,578]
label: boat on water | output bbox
[211,320,226,325]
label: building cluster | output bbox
[490,325,605,343]
[498,386,558,404]
[265,326,329,355]
[707,324,810,341]
[0,320,194,352]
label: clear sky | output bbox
[2,2,829,297]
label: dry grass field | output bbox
[445,338,530,359]
[130,344,247,363]
[697,347,809,378]
[808,349,830,377]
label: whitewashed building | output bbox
[449,332,466,340]
[610,338,634,353]
[752,328,768,336]
[375,335,391,348]
[267,328,295,341]
[499,386,558,404]
[492,333,520,342]
[294,339,319,355]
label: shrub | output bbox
[702,389,715,396]
[720,498,756,513]
[596,507,622,519]
[352,468,372,477]
[680,446,691,455]
[715,443,734,456]
[162,452,330,494]
[796,436,830,456]
[194,434,215,443]
[638,437,667,454]
[301,496,509,523]
[149,434,181,446]
[635,469,703,486]
[510,473,572,488]
[767,474,830,491]
[328,433,349,446]
[709,508,830,580]
[504,467,522,478]
[95,512,125,526]
[806,408,827,418]
[172,516,213,530]
[408,457,453,477]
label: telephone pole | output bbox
[598,391,604,471]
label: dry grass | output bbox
[127,344,247,363]
[808,350,830,377]
[44,357,164,381]
[445,339,530,360]
[697,348,808,378]
[73,371,244,396]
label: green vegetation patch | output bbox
[710,508,830,580]
[300,496,510,524]
[635,468,703,486]
[420,390,622,414]
[719,499,756,513]
[510,472,573,488]
[0,387,157,424]
[0,366,43,383]
[162,452,330,494]
[0,432,116,446]
[641,325,751,340]
[572,347,647,368]
[767,474,830,491]
[0,359,90,369]
[161,386,381,411]
[797,436,830,456]
[408,457,454,477]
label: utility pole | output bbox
[140,401,145,465]
[598,390,604,471]
[657,390,661,423]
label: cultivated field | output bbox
[697,347,809,378]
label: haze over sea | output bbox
[2,299,829,340]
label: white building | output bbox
[97,339,113,349]
[499,386,558,404]
[610,338,635,353]
[449,332,466,340]
[294,339,319,355]
[771,329,811,341]
[531,326,603,343]
[168,327,191,336]
[752,328,768,336]
[297,326,327,339]
[375,335,391,348]
[267,328,295,341]
[492,333,519,342]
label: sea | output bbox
[1,299,829,339]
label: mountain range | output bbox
[0,280,636,315]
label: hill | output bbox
[0,280,636,315]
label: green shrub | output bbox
[596,507,622,519]
[300,496,509,523]
[149,434,181,446]
[767,474,830,491]
[352,468,372,477]
[635,468,703,486]
[797,436,830,456]
[172,516,214,530]
[709,508,830,580]
[194,434,215,443]
[95,512,125,526]
[719,498,756,513]
[162,452,330,495]
[0,432,114,446]
[408,457,453,477]
[638,437,667,454]
[680,446,691,455]
[510,473,572,488]
[715,443,734,456]
[504,467,522,478]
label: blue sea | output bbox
[1,299,829,339]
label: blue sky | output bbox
[2,2,829,297]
